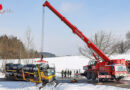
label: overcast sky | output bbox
[0,0,130,56]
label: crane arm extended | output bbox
[43,1,110,62]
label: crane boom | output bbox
[43,1,110,62]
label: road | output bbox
[56,77,130,89]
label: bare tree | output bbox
[126,31,130,40]
[79,31,118,61]
[115,41,129,54]
[126,31,130,49]
[115,31,130,54]
[25,27,34,51]
[24,27,34,64]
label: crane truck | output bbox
[43,1,129,81]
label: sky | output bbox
[0,0,130,56]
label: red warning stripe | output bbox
[98,75,111,78]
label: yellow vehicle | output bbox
[29,64,56,83]
[5,63,56,83]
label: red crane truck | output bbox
[43,1,129,81]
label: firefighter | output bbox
[76,70,79,78]
[64,70,67,78]
[67,70,70,77]
[61,70,64,78]
[69,70,72,77]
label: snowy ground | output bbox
[0,80,129,90]
[55,83,129,90]
[0,54,130,90]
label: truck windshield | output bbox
[115,66,127,71]
[44,69,55,76]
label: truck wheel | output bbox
[99,78,103,82]
[87,72,91,80]
[115,77,122,81]
[92,72,96,81]
[53,77,56,81]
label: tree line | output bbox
[0,35,40,59]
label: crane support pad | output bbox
[98,75,111,78]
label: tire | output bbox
[83,71,87,78]
[92,72,96,81]
[53,77,56,81]
[99,78,103,82]
[115,77,122,81]
[42,79,48,85]
[87,72,91,80]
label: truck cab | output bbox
[111,65,128,80]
